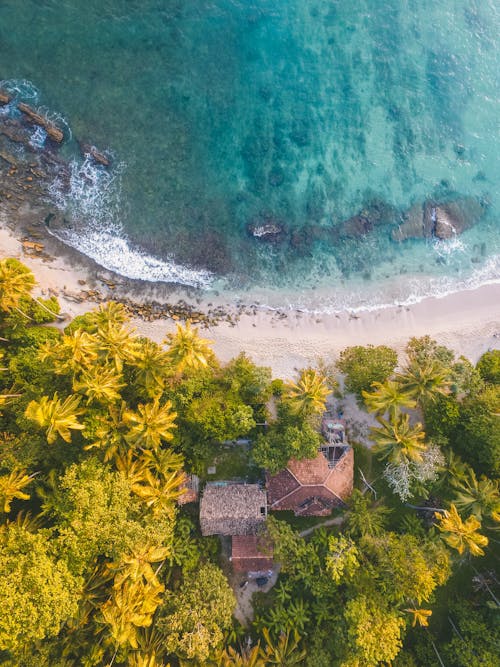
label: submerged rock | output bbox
[432,198,485,239]
[340,214,372,238]
[247,214,286,243]
[79,142,111,167]
[393,196,486,242]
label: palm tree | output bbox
[285,368,329,417]
[100,579,164,650]
[73,366,124,404]
[258,629,306,666]
[396,358,452,406]
[0,258,63,320]
[0,469,37,512]
[95,321,138,372]
[345,489,392,538]
[124,399,177,450]
[25,392,85,444]
[164,321,214,374]
[84,401,129,462]
[435,504,489,557]
[452,469,500,524]
[371,412,427,464]
[216,645,264,667]
[139,447,184,481]
[130,468,185,517]
[404,608,432,627]
[108,544,171,588]
[132,339,172,397]
[88,301,129,330]
[362,380,416,418]
[39,330,99,375]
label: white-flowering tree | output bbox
[383,443,445,501]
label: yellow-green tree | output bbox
[0,470,36,513]
[435,504,489,556]
[362,380,416,418]
[285,368,329,417]
[25,392,85,444]
[164,321,215,374]
[371,412,427,464]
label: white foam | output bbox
[48,156,214,288]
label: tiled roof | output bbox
[288,452,330,484]
[266,468,299,506]
[232,535,273,559]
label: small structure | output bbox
[200,483,267,536]
[231,535,274,573]
[266,417,354,517]
[178,474,200,505]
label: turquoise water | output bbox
[0,0,499,310]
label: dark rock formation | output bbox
[17,102,64,143]
[340,213,372,238]
[393,196,486,242]
[79,142,111,167]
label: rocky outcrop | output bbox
[392,197,486,242]
[0,90,11,105]
[341,199,399,238]
[79,142,111,167]
[17,102,64,143]
[432,198,485,240]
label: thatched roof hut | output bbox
[200,483,267,536]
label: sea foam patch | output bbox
[48,155,213,288]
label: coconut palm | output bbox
[124,399,177,450]
[258,628,306,666]
[88,301,129,330]
[164,321,214,374]
[108,544,171,588]
[371,412,427,464]
[84,401,129,462]
[345,489,392,538]
[132,339,172,396]
[362,380,416,418]
[452,469,500,524]
[404,608,432,627]
[25,392,85,444]
[39,330,99,375]
[95,321,138,372]
[0,258,62,320]
[73,366,124,404]
[396,358,452,406]
[435,504,489,557]
[0,469,37,512]
[216,645,264,667]
[100,579,164,650]
[139,447,184,480]
[285,368,329,417]
[130,468,185,517]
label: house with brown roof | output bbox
[231,534,274,573]
[199,483,268,536]
[266,417,354,516]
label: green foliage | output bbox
[326,535,360,584]
[361,532,451,604]
[159,562,235,662]
[337,344,398,398]
[222,352,273,406]
[185,389,256,442]
[345,490,392,538]
[252,422,321,473]
[442,601,500,667]
[452,386,500,476]
[0,523,80,655]
[476,349,500,385]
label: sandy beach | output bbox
[1,225,499,378]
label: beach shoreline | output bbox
[1,223,498,378]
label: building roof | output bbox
[267,447,354,516]
[231,535,274,573]
[200,483,267,536]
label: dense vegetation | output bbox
[0,258,498,666]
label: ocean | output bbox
[0,0,499,312]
